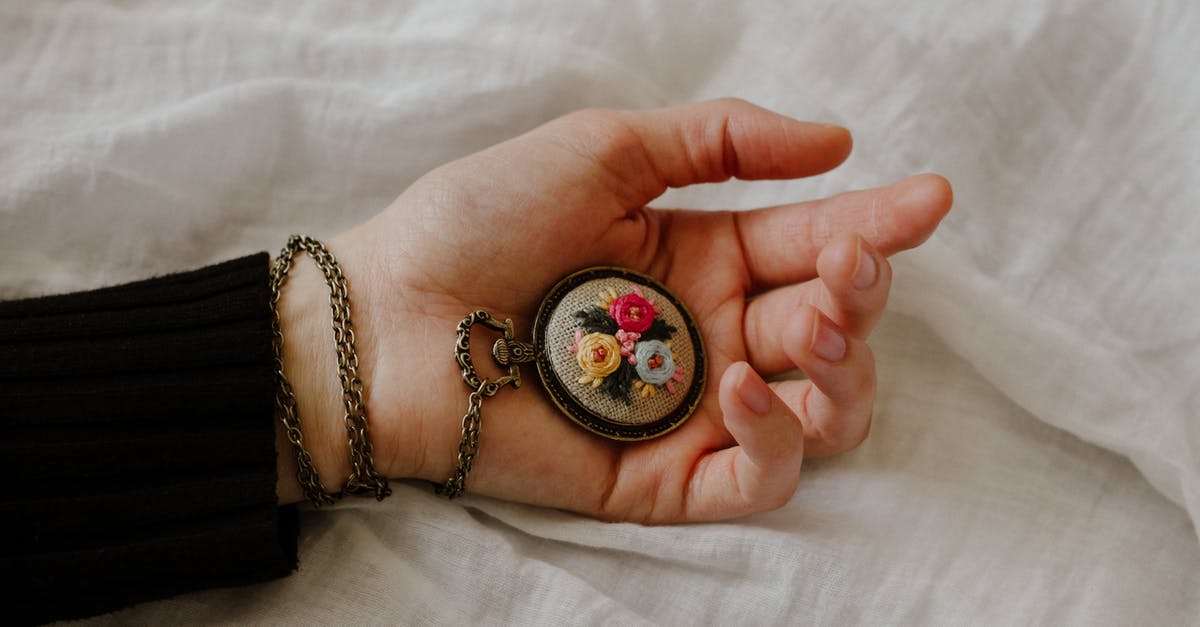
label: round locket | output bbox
[531,267,707,440]
[444,266,709,496]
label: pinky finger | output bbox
[683,362,805,521]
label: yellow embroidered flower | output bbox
[575,332,622,386]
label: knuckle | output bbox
[559,106,618,129]
[830,359,876,452]
[839,411,873,452]
[741,479,795,514]
[853,409,874,447]
[881,254,894,285]
[560,108,635,145]
[553,108,647,167]
[851,342,877,377]
[814,416,851,451]
[707,96,755,112]
[759,488,794,512]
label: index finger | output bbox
[733,173,954,291]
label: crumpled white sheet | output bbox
[2,1,1197,624]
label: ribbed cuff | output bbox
[0,254,298,624]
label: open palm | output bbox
[323,99,952,522]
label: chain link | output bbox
[436,383,486,498]
[269,235,391,506]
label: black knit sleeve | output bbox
[0,254,298,625]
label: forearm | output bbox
[1,254,297,623]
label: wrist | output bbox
[326,222,464,485]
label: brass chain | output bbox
[436,310,535,498]
[436,382,486,498]
[269,250,334,506]
[269,235,391,506]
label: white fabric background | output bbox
[3,1,1197,624]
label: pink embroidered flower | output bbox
[608,293,655,333]
[666,366,684,394]
[615,329,641,363]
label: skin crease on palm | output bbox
[274,98,953,524]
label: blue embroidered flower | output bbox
[634,340,675,386]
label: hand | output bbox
[277,99,952,522]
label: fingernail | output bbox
[811,316,847,362]
[738,365,773,415]
[853,238,877,290]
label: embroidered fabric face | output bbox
[533,267,706,440]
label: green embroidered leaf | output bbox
[597,361,636,404]
[574,306,618,335]
[640,317,677,342]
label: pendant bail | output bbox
[454,310,529,397]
